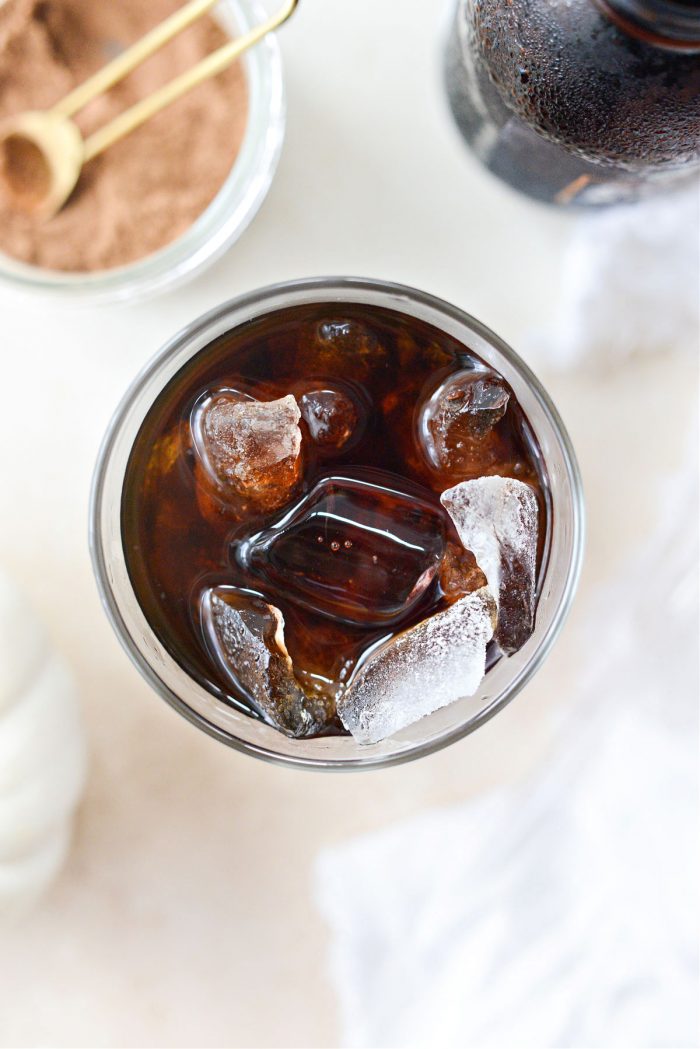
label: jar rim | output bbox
[599,0,700,49]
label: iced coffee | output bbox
[121,301,549,745]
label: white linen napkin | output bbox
[525,184,700,370]
[315,455,698,1049]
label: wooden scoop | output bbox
[0,0,298,219]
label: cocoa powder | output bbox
[0,0,248,272]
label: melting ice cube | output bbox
[441,476,539,654]
[298,385,360,451]
[195,392,303,512]
[200,586,330,738]
[242,472,445,628]
[316,319,380,361]
[439,542,488,602]
[337,587,497,745]
[417,370,510,474]
[297,318,393,382]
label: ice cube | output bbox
[337,586,497,745]
[200,587,331,737]
[439,542,487,602]
[196,392,303,512]
[298,385,360,451]
[317,318,379,358]
[143,428,183,495]
[241,472,445,627]
[441,476,539,654]
[297,318,392,381]
[417,370,510,474]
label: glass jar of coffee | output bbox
[445,0,700,205]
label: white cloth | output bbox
[0,571,86,922]
[525,185,700,370]
[315,456,699,1048]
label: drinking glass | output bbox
[90,277,585,770]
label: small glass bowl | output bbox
[0,0,284,305]
[90,278,585,771]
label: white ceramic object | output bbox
[0,571,86,920]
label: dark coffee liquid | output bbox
[122,304,549,735]
[445,0,700,205]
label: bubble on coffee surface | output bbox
[298,385,361,452]
[200,586,332,738]
[240,472,445,628]
[337,586,497,745]
[417,369,510,476]
[194,391,302,512]
[441,476,538,654]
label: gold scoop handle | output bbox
[83,0,298,163]
[52,0,221,119]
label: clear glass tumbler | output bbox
[90,277,585,770]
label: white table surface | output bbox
[0,2,696,1046]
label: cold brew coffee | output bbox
[121,303,549,744]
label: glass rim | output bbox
[89,276,586,771]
